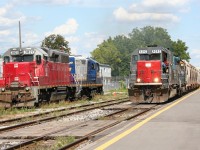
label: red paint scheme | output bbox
[137,60,161,83]
[3,60,71,88]
[0,79,4,87]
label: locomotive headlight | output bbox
[25,87,30,91]
[1,88,5,92]
[14,77,19,81]
[145,63,151,68]
[137,78,141,82]
[154,77,159,82]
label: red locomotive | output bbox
[0,47,72,107]
[0,47,103,107]
[128,46,199,103]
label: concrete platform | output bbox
[86,89,200,150]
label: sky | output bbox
[0,0,200,67]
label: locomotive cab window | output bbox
[91,63,95,70]
[36,55,41,65]
[132,55,138,64]
[4,56,10,63]
[96,64,100,71]
[149,54,160,60]
[44,56,48,62]
[24,55,34,62]
[140,54,160,61]
[12,55,33,62]
[140,54,149,60]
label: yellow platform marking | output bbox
[95,89,199,150]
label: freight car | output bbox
[0,47,103,107]
[128,46,200,103]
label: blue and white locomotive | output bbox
[69,55,103,99]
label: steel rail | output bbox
[58,105,158,150]
[0,98,128,125]
[3,103,131,150]
[0,99,129,133]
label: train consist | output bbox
[128,46,200,103]
[0,47,103,107]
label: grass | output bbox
[0,107,36,118]
[107,87,128,94]
[52,136,75,149]
[0,88,128,119]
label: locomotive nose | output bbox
[137,61,161,84]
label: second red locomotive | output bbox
[128,46,200,103]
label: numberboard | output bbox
[138,49,161,54]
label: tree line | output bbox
[41,26,190,76]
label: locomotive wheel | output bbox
[177,88,183,97]
[145,94,154,103]
[143,89,154,103]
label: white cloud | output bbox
[0,30,11,36]
[0,4,13,16]
[190,49,200,59]
[68,32,106,56]
[142,0,189,7]
[46,18,79,36]
[22,32,40,46]
[69,46,78,55]
[84,32,105,49]
[44,0,71,5]
[0,2,28,29]
[114,7,179,22]
[65,36,79,43]
[0,16,27,28]
[0,2,29,52]
[13,0,72,5]
[113,0,190,23]
[13,0,121,7]
[188,48,200,67]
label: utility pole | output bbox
[19,21,22,49]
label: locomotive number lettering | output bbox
[10,51,19,55]
[139,50,147,54]
[152,50,161,53]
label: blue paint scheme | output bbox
[87,58,99,82]
[69,56,75,75]
[69,56,100,83]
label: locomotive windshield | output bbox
[12,55,34,62]
[140,54,160,60]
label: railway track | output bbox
[0,98,128,125]
[58,104,159,150]
[0,98,130,133]
[1,100,161,150]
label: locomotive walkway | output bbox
[83,89,200,150]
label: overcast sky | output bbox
[0,0,200,67]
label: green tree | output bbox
[172,39,190,61]
[41,34,71,53]
[129,26,173,49]
[91,38,121,76]
[112,35,132,76]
